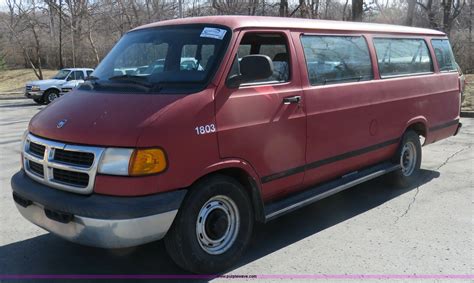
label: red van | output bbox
[12,16,462,273]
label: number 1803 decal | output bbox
[195,124,216,135]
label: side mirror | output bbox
[227,55,274,88]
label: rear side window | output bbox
[373,38,433,77]
[431,39,457,72]
[300,35,373,85]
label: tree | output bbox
[405,0,416,26]
[352,0,363,21]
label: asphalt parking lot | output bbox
[0,98,472,281]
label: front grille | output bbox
[22,134,104,194]
[54,149,94,167]
[53,168,89,187]
[29,142,45,157]
[28,160,44,176]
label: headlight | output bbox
[98,148,167,176]
[31,86,40,91]
[98,148,134,176]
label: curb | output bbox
[460,111,474,118]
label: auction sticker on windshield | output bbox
[200,27,227,40]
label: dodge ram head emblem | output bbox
[56,119,67,128]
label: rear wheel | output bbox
[390,130,422,187]
[164,175,254,274]
[42,89,59,104]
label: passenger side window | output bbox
[431,39,457,72]
[301,35,373,85]
[373,38,433,77]
[228,33,290,85]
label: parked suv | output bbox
[12,16,462,273]
[25,68,93,104]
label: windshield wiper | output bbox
[108,75,162,92]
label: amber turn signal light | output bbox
[128,148,167,176]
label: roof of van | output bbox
[133,16,445,36]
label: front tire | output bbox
[42,89,59,104]
[390,130,422,187]
[33,98,44,104]
[164,175,254,274]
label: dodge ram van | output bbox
[11,16,462,273]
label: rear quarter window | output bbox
[431,39,457,72]
[300,35,373,85]
[373,38,433,78]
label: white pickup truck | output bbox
[25,68,94,104]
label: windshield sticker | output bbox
[200,27,227,40]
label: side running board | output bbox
[264,162,401,221]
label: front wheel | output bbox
[389,130,422,187]
[164,175,254,274]
[42,90,59,104]
[33,98,44,104]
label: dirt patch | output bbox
[0,69,57,93]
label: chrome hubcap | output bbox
[400,141,416,176]
[196,195,239,255]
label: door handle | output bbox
[283,95,301,105]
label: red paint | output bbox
[28,17,460,203]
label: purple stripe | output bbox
[0,274,473,280]
[258,274,474,279]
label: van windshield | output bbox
[80,25,231,94]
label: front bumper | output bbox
[25,91,43,99]
[11,171,187,248]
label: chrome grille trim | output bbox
[23,134,105,194]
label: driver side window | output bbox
[228,33,291,85]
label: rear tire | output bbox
[164,175,254,274]
[389,130,422,187]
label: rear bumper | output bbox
[11,170,187,248]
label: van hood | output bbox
[29,91,184,147]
